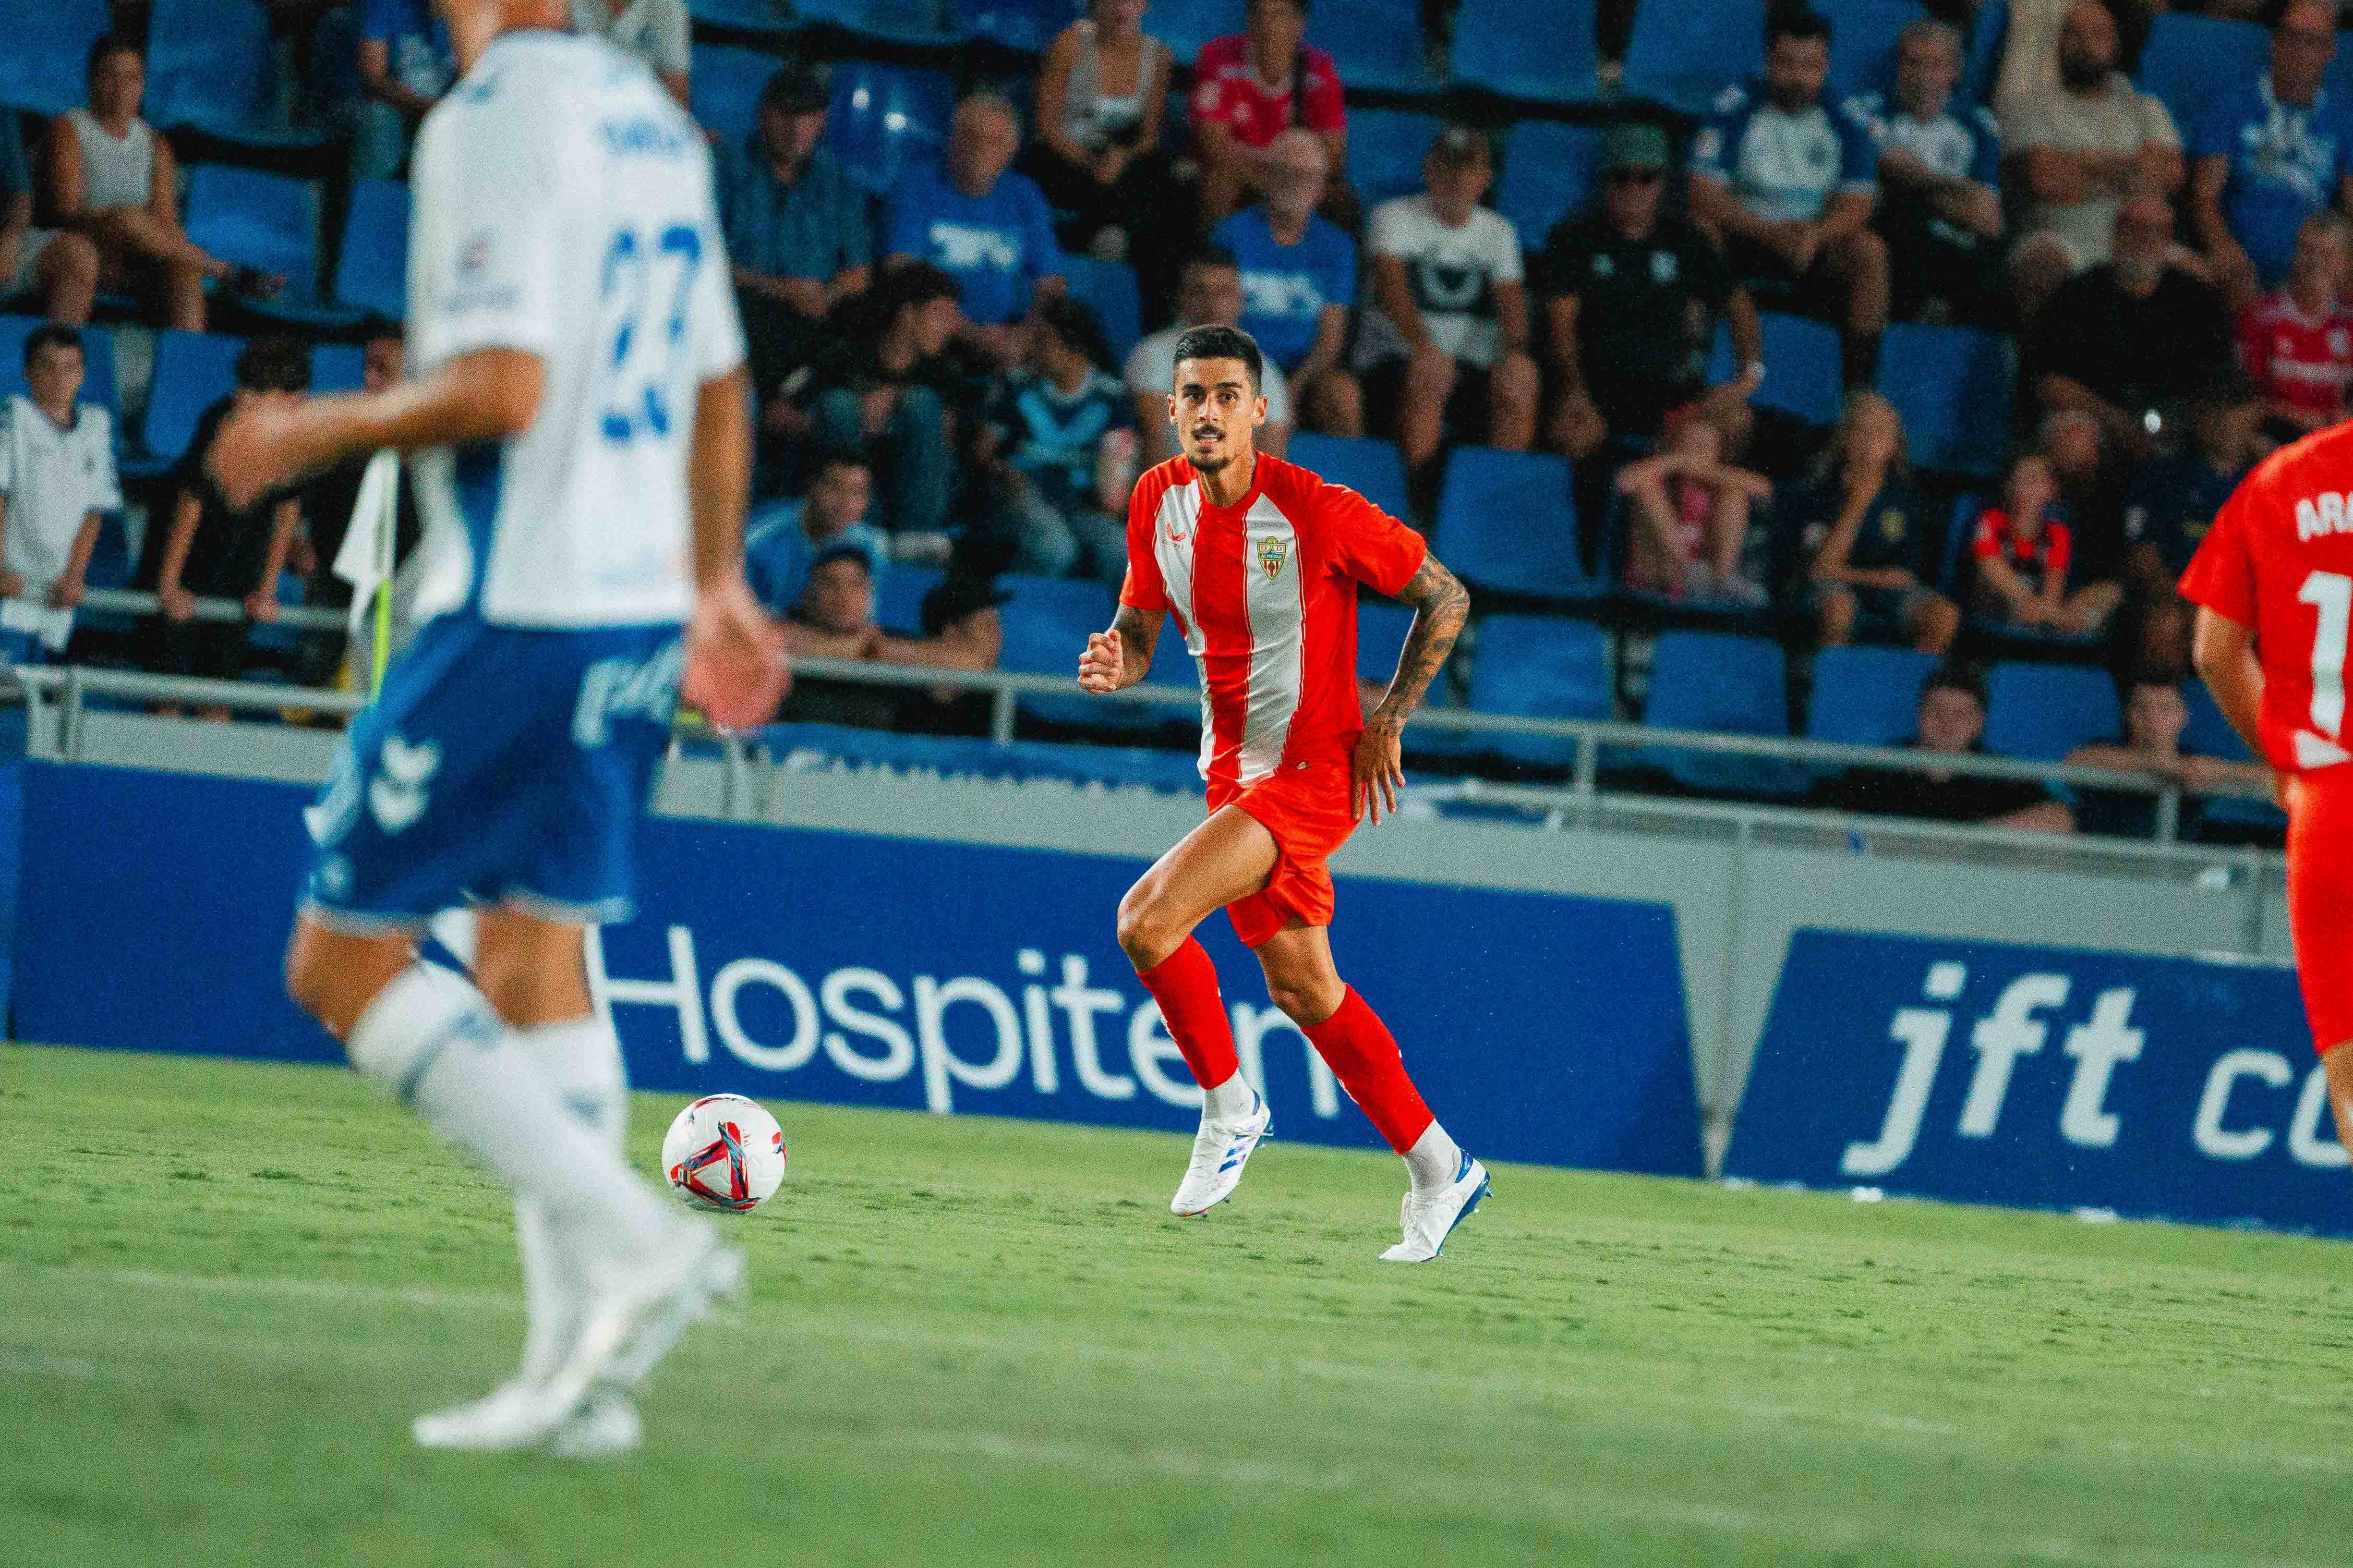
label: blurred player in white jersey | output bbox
[208,0,787,1454]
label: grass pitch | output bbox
[5,1045,2353,1566]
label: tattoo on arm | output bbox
[1372,555,1470,728]
[1111,603,1162,687]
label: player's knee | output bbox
[1265,973,1344,1028]
[1115,883,1178,970]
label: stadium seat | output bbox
[1063,257,1143,363]
[1357,600,1415,686]
[998,574,1119,727]
[333,180,411,322]
[1956,0,2006,110]
[1708,312,1844,427]
[1144,0,1245,63]
[1874,323,2013,478]
[146,0,327,148]
[2181,678,2287,836]
[1465,614,1612,770]
[133,330,244,474]
[952,0,1079,54]
[873,565,945,635]
[691,44,781,145]
[0,317,120,424]
[1805,644,1938,748]
[0,0,110,116]
[1449,0,1597,104]
[1622,0,1765,114]
[690,0,798,33]
[181,166,326,309]
[1495,123,1603,253]
[1312,0,1439,98]
[2134,13,2267,143]
[1820,0,1929,102]
[1639,630,1810,796]
[793,0,969,45]
[1431,447,1604,603]
[1287,434,1411,522]
[1983,661,2121,762]
[1345,108,1444,213]
[826,61,956,195]
[310,344,366,395]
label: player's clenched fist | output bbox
[1076,629,1126,693]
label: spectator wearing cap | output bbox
[743,452,891,621]
[1542,121,1764,464]
[1353,124,1538,481]
[1688,7,1889,390]
[2238,210,2353,442]
[1191,0,1352,228]
[2003,0,2182,324]
[782,262,965,537]
[570,0,690,107]
[717,61,874,400]
[974,295,1139,582]
[1020,0,1181,286]
[2189,0,2353,311]
[0,110,97,324]
[1211,128,1361,436]
[884,94,1066,370]
[1126,247,1294,464]
[1966,448,2122,634]
[2121,373,2260,675]
[1801,392,1960,652]
[1842,18,2007,327]
[351,0,456,183]
[1812,662,2076,832]
[0,325,117,663]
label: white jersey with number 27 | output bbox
[403,29,745,630]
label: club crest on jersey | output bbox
[1256,536,1289,580]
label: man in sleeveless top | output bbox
[38,35,282,333]
[0,111,97,325]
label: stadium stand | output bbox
[2132,12,2270,142]
[1806,645,1940,750]
[688,43,779,143]
[1873,324,2013,479]
[1063,257,1144,364]
[332,181,411,323]
[1141,0,1247,64]
[1463,614,1612,770]
[953,0,1078,56]
[1430,448,1605,604]
[0,0,111,116]
[1287,434,1411,524]
[1345,108,1445,213]
[1449,0,1599,105]
[1313,0,1440,98]
[792,0,971,47]
[1637,630,1811,796]
[1494,122,1601,259]
[131,330,243,476]
[999,574,1121,729]
[1984,662,2123,763]
[180,166,345,324]
[1819,0,1927,102]
[1621,0,1768,114]
[824,60,956,194]
[145,0,328,148]
[1708,313,1845,427]
[874,565,946,636]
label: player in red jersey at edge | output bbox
[1074,322,1488,1261]
[2182,420,2353,1147]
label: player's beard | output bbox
[1188,430,1240,474]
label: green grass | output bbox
[5,1044,2353,1566]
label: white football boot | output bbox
[1169,1092,1273,1216]
[547,1385,643,1458]
[412,1377,558,1452]
[1380,1153,1491,1262]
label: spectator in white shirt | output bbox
[0,325,117,662]
[1354,124,1537,481]
[1125,245,1293,464]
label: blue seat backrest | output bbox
[1806,645,1938,747]
[874,564,945,635]
[2181,678,2255,763]
[1357,600,1416,686]
[1062,257,1144,362]
[826,60,957,194]
[1431,447,1599,601]
[1984,661,2122,762]
[142,331,245,467]
[1346,108,1444,213]
[1449,0,1599,104]
[1145,0,1246,63]
[310,344,366,396]
[146,0,273,138]
[1708,312,1844,426]
[0,0,110,115]
[1469,614,1612,768]
[1874,324,2014,477]
[1623,0,1766,114]
[1820,0,1929,101]
[1287,434,1412,523]
[1312,0,1437,95]
[1495,123,1602,254]
[1647,630,1788,736]
[691,45,780,145]
[2134,13,2268,143]
[183,165,321,301]
[334,180,411,321]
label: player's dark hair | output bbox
[87,32,143,76]
[1036,295,1113,372]
[23,325,84,369]
[1766,5,1832,48]
[235,335,311,394]
[1169,324,1263,393]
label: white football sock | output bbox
[512,1015,629,1384]
[346,964,672,1258]
[1201,1070,1259,1123]
[1404,1120,1464,1198]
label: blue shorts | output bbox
[301,614,683,933]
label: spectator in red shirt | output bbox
[1191,0,1352,227]
[2237,210,2353,442]
[1969,448,2122,633]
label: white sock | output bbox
[347,964,673,1258]
[1404,1121,1464,1198]
[1201,1071,1258,1123]
[512,1016,629,1384]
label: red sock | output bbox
[1304,988,1435,1154]
[1136,938,1239,1089]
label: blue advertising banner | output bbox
[1727,929,2350,1235]
[13,762,1705,1175]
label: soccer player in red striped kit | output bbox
[1075,322,1488,1261]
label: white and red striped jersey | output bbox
[1121,453,1427,791]
[2238,290,2353,418]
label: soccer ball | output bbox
[661,1094,787,1213]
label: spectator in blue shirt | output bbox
[0,110,98,324]
[1844,19,2006,327]
[975,295,1138,582]
[1211,128,1362,436]
[1690,7,1889,388]
[885,94,1065,369]
[2189,0,2353,311]
[743,453,891,619]
[717,61,875,404]
[351,0,454,183]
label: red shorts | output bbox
[2286,771,2353,1054]
[1210,757,1359,950]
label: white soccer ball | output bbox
[661,1094,787,1213]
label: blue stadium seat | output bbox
[998,574,1119,727]
[310,344,366,395]
[2182,678,2287,835]
[146,0,327,148]
[826,61,956,195]
[1313,0,1438,97]
[1623,0,1766,114]
[1495,123,1602,252]
[794,0,969,45]
[1639,630,1810,795]
[1449,0,1598,104]
[1431,447,1603,602]
[1357,600,1415,686]
[1984,661,2121,762]
[1874,323,2013,477]
[1104,613,1201,735]
[1935,490,1979,592]
[182,166,325,307]
[133,330,243,475]
[0,0,110,115]
[333,180,410,322]
[0,317,120,424]
[1708,312,1844,426]
[691,44,782,144]
[873,565,944,634]
[1345,108,1443,213]
[1466,614,1612,769]
[1806,644,1937,748]
[690,0,798,33]
[1956,0,2006,110]
[1145,0,1245,63]
[1287,434,1411,522]
[1063,257,1143,363]
[952,0,1080,55]
[2134,13,2267,144]
[1821,0,1929,102]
